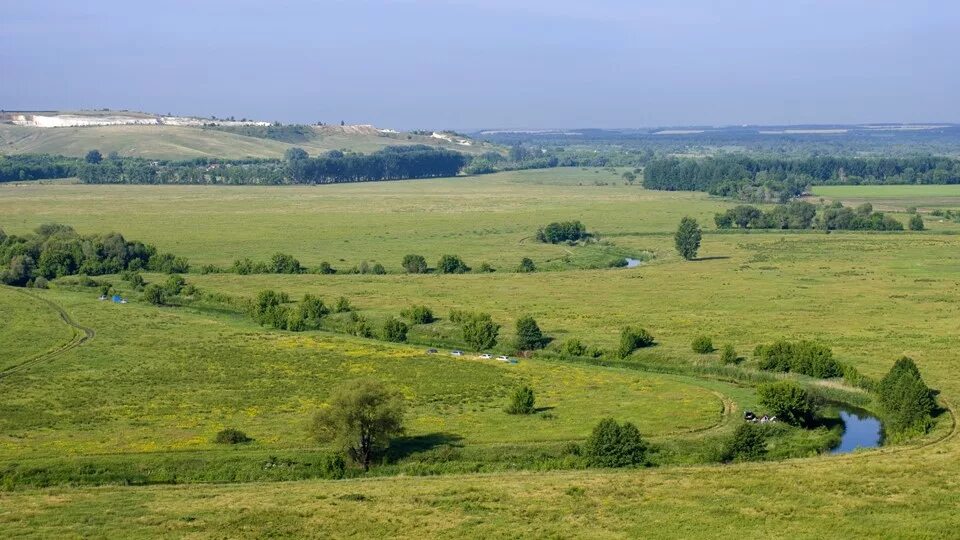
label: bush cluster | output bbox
[617,326,655,358]
[583,418,647,467]
[1,223,187,287]
[506,385,536,415]
[400,305,434,324]
[755,340,843,378]
[757,381,817,427]
[691,335,714,354]
[536,220,588,244]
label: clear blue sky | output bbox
[2,0,957,129]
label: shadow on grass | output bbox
[692,256,731,262]
[385,432,463,461]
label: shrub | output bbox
[583,418,647,467]
[317,261,336,275]
[877,357,936,437]
[459,312,499,350]
[617,326,654,358]
[506,385,535,415]
[722,422,767,462]
[437,254,470,274]
[691,335,714,354]
[559,338,588,357]
[517,257,536,273]
[371,263,386,275]
[334,296,352,313]
[249,290,291,329]
[287,294,329,331]
[401,254,428,274]
[477,262,495,273]
[164,274,186,296]
[143,283,165,305]
[400,305,434,324]
[380,318,409,343]
[350,314,373,338]
[270,252,302,274]
[514,315,547,351]
[214,428,251,444]
[720,344,739,364]
[757,381,817,427]
[909,214,925,231]
[148,252,189,274]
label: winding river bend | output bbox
[832,407,883,454]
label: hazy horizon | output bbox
[3,0,959,130]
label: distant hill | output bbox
[0,111,495,160]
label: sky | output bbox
[2,0,958,129]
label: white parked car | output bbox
[451,350,463,357]
[479,353,492,359]
[497,355,510,362]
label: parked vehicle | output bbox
[479,353,492,359]
[451,350,463,357]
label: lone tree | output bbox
[401,254,428,274]
[514,315,547,351]
[674,216,702,260]
[460,312,500,350]
[506,385,536,414]
[84,149,103,164]
[310,378,405,470]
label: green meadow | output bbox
[2,170,960,537]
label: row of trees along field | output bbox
[644,155,960,202]
[714,201,914,231]
[76,146,467,185]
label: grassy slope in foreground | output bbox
[0,123,491,160]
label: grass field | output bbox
[0,123,493,160]
[0,288,75,372]
[2,176,960,537]
[0,167,870,271]
[812,184,960,212]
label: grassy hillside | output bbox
[1,174,958,537]
[0,123,493,160]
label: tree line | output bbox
[644,155,960,202]
[77,146,467,185]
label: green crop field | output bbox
[0,123,493,160]
[2,174,959,538]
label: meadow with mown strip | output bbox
[1,170,959,537]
